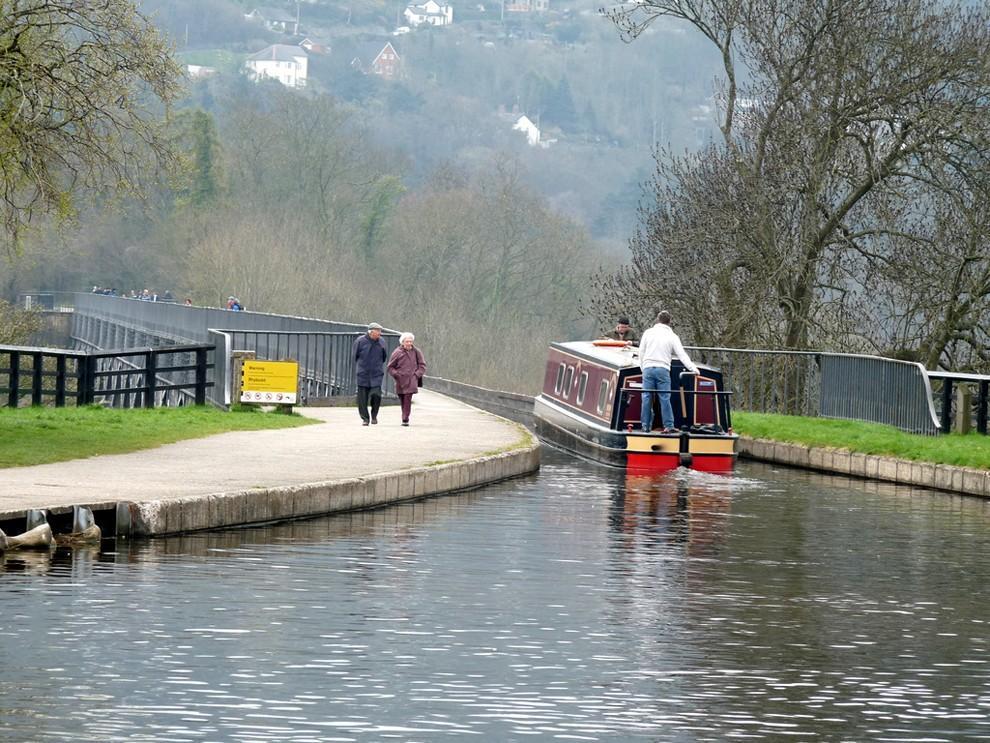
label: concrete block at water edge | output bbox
[127,500,162,536]
[436,464,455,494]
[162,497,188,535]
[831,450,852,475]
[424,467,440,497]
[808,447,825,471]
[457,462,474,490]
[207,493,236,529]
[398,472,415,500]
[849,452,867,478]
[178,495,213,533]
[865,455,880,480]
[895,459,916,485]
[963,469,985,496]
[241,489,273,524]
[387,473,402,503]
[353,479,374,509]
[950,467,966,493]
[298,483,333,516]
[877,457,899,482]
[933,465,954,493]
[262,488,292,522]
[412,470,427,499]
[328,479,358,512]
[741,439,760,459]
[371,475,388,507]
[913,462,935,489]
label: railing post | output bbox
[940,379,954,433]
[31,352,43,406]
[8,351,19,408]
[978,381,989,436]
[78,355,95,405]
[144,349,157,408]
[55,355,66,407]
[195,348,208,405]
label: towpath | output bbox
[0,391,531,517]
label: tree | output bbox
[0,0,182,246]
[598,0,990,363]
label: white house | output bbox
[245,44,308,88]
[404,0,453,27]
[513,115,540,146]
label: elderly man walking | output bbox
[353,322,388,426]
[638,310,698,433]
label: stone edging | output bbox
[739,436,990,498]
[124,439,541,537]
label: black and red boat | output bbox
[533,340,738,472]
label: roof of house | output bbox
[246,44,309,63]
[247,6,296,23]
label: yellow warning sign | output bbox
[241,360,298,404]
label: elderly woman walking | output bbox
[387,332,427,426]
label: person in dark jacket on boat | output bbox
[353,322,388,425]
[604,316,639,345]
[387,332,427,426]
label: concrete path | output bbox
[0,391,530,517]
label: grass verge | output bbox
[733,412,990,470]
[0,405,316,468]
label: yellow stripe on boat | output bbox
[688,438,737,455]
[626,435,680,453]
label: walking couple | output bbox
[352,323,427,427]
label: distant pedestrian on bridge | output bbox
[388,332,427,427]
[353,322,388,426]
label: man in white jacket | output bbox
[637,310,698,433]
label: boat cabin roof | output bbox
[552,341,642,369]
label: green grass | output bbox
[176,49,243,73]
[0,405,316,468]
[733,412,990,470]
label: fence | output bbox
[0,344,213,409]
[209,330,401,406]
[687,347,942,435]
[928,371,990,435]
[16,292,77,312]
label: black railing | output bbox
[927,371,990,435]
[0,344,214,408]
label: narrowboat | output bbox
[533,341,738,472]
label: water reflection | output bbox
[4,454,990,741]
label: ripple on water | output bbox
[4,457,990,740]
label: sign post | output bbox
[240,359,299,407]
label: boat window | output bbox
[553,363,565,394]
[597,379,610,414]
[576,371,589,404]
[562,366,574,398]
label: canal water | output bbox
[3,452,990,742]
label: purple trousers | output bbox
[398,393,413,422]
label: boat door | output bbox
[620,375,643,429]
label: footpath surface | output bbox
[0,391,537,528]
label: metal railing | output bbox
[928,371,990,435]
[686,347,941,435]
[16,291,77,312]
[0,344,213,408]
[209,330,400,406]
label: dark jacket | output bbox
[353,333,388,387]
[387,345,426,395]
[606,328,639,344]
